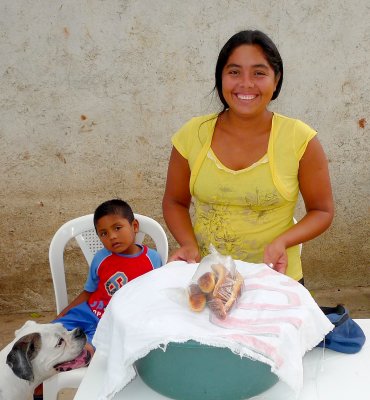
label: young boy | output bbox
[53,198,163,369]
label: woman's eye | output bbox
[255,71,266,76]
[100,232,107,237]
[115,226,122,231]
[56,338,64,347]
[229,70,239,75]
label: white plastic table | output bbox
[74,319,369,400]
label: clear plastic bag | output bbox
[187,245,244,319]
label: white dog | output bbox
[0,320,90,400]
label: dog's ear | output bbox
[6,332,41,381]
[15,320,37,337]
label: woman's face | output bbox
[221,44,279,117]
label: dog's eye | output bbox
[56,337,65,347]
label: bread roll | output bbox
[188,293,207,312]
[208,297,227,320]
[188,283,202,295]
[188,284,207,312]
[224,271,244,312]
[211,263,228,297]
[197,271,216,293]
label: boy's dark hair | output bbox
[93,199,135,228]
[215,30,284,110]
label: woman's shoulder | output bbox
[271,112,317,159]
[179,113,218,129]
[173,113,218,152]
[273,112,316,131]
[193,112,219,122]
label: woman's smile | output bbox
[221,44,278,117]
[235,93,258,102]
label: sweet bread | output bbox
[197,271,216,293]
[207,296,227,320]
[188,284,207,312]
[189,283,202,295]
[224,271,244,312]
[188,263,244,317]
[188,293,207,312]
[211,263,228,297]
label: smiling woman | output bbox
[221,45,279,121]
[162,30,334,282]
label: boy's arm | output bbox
[55,249,104,318]
[55,290,92,319]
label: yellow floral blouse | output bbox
[172,113,316,280]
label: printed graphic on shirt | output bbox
[89,300,105,318]
[105,271,127,296]
[194,185,286,263]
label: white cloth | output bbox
[92,261,333,400]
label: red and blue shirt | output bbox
[84,245,162,318]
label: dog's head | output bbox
[6,320,87,383]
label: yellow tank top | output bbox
[172,113,316,280]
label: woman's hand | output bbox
[263,241,288,274]
[168,244,201,264]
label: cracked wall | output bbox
[0,0,369,313]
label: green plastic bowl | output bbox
[135,340,278,400]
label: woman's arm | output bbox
[162,147,200,262]
[264,137,334,272]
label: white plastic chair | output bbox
[43,213,168,400]
[293,217,303,255]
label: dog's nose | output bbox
[73,328,86,339]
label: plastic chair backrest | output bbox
[49,213,168,314]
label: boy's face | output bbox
[95,214,139,255]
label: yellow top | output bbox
[172,113,316,280]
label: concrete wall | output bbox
[0,0,368,314]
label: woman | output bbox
[162,30,334,281]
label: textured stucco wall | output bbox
[0,0,369,313]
